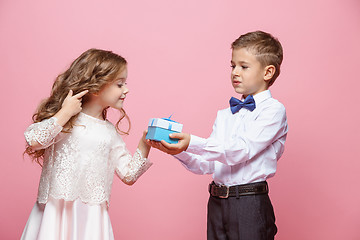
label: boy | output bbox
[148,31,288,240]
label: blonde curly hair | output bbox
[25,48,130,164]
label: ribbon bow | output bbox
[229,95,256,114]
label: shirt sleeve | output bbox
[174,151,215,175]
[173,116,220,175]
[112,135,152,185]
[24,117,63,150]
[185,105,288,166]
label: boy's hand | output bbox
[146,132,190,155]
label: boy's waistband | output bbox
[209,181,268,199]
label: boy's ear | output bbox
[264,65,276,81]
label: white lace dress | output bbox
[21,112,152,240]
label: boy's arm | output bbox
[174,150,215,175]
[147,134,215,175]
[147,128,217,175]
[185,105,288,166]
[151,105,287,166]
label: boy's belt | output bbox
[209,181,268,198]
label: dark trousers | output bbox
[207,193,277,240]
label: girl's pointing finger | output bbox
[74,90,89,99]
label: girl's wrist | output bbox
[138,139,150,158]
[54,108,73,126]
[139,137,149,149]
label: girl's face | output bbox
[98,67,129,110]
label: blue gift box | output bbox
[145,117,183,144]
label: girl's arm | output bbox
[137,130,151,158]
[25,90,88,150]
[24,117,63,150]
[114,132,152,185]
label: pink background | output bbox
[1,0,360,239]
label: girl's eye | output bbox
[118,82,127,88]
[241,65,248,69]
[230,65,235,69]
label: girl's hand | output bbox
[142,130,148,141]
[61,90,88,117]
[54,89,88,126]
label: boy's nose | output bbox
[232,67,240,75]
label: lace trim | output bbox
[121,148,152,185]
[24,117,63,149]
[29,115,152,206]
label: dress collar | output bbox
[78,112,107,124]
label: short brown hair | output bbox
[231,31,283,86]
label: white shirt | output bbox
[24,112,152,205]
[175,90,288,186]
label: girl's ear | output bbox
[264,65,276,81]
[90,91,99,97]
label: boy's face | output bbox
[231,48,269,97]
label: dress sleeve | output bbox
[24,117,63,150]
[112,137,152,185]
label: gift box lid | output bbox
[148,116,183,132]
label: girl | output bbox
[21,48,152,240]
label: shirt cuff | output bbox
[186,134,207,155]
[173,151,193,167]
[174,151,190,161]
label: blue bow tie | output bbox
[229,95,256,114]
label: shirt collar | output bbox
[251,90,272,105]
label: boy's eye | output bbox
[230,65,248,70]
